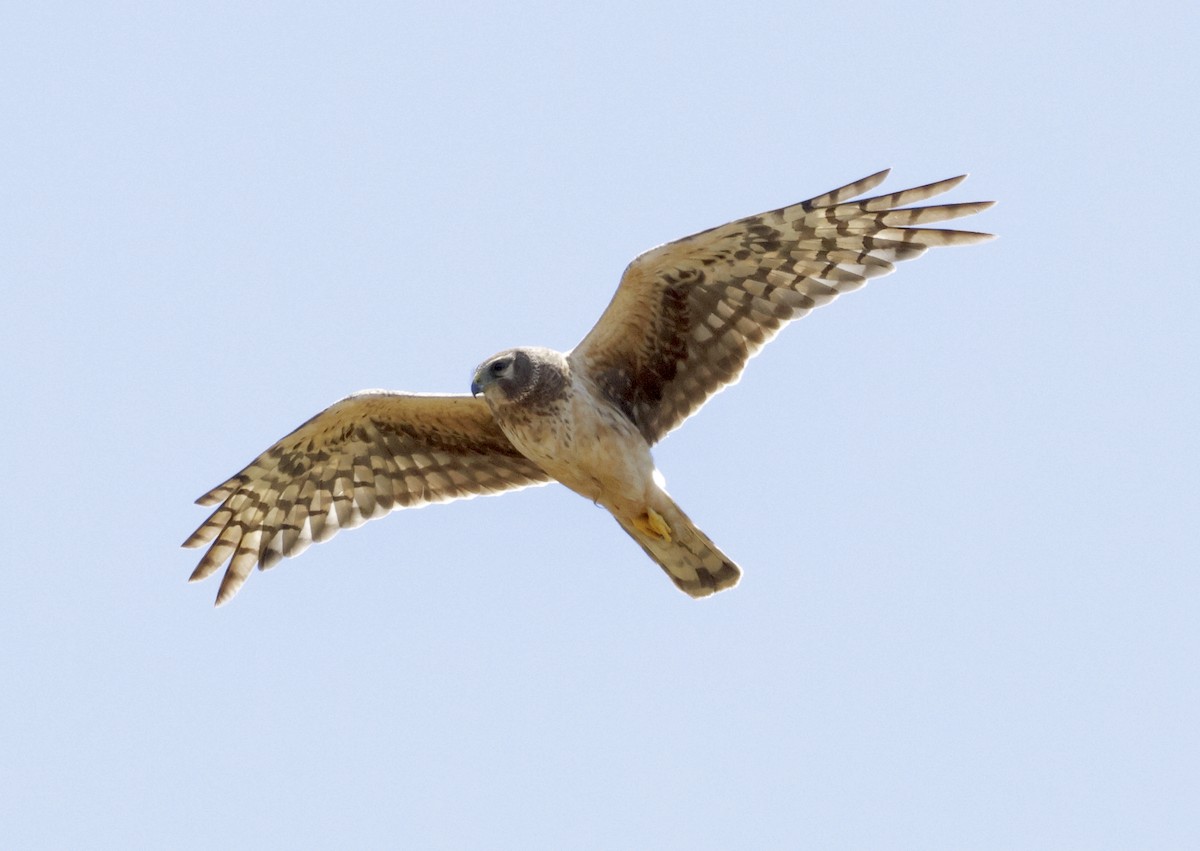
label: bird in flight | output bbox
[184,169,993,605]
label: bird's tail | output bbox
[616,496,741,597]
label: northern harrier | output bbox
[184,169,993,604]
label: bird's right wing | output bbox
[182,392,550,604]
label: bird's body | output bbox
[474,347,738,594]
[481,350,653,510]
[184,169,994,604]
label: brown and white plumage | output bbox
[574,169,993,443]
[184,169,993,604]
[184,393,549,605]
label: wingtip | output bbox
[936,173,970,192]
[213,568,249,606]
[181,529,208,549]
[863,167,892,189]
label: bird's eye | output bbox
[490,360,508,375]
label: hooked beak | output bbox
[470,378,483,397]
[470,366,487,397]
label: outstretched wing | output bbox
[570,169,994,444]
[183,392,550,605]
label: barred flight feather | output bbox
[571,169,994,443]
[183,392,549,604]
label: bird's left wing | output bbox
[183,392,550,604]
[570,170,994,444]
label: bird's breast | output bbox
[494,379,654,506]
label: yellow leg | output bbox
[633,508,672,543]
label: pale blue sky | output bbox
[2,2,1197,848]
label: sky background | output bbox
[2,1,1197,848]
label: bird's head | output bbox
[471,347,568,406]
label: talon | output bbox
[634,508,672,542]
